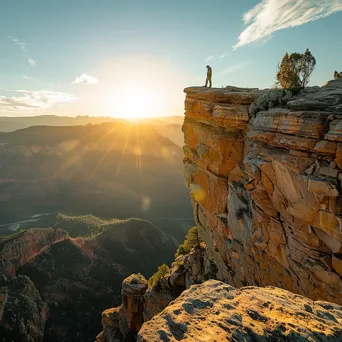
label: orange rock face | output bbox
[183,81,342,305]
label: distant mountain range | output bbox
[0,114,184,131]
[0,122,191,232]
[0,115,185,147]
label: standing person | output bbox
[205,65,212,88]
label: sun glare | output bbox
[98,56,183,120]
[113,86,160,120]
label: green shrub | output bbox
[174,226,201,258]
[148,264,170,288]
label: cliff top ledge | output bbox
[184,86,263,104]
[185,78,342,112]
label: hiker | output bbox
[205,65,212,88]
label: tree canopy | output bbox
[276,49,316,89]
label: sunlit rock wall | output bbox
[183,80,342,304]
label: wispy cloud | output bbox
[8,36,28,52]
[218,54,230,62]
[23,75,34,80]
[205,56,213,63]
[0,90,75,112]
[218,61,250,75]
[28,58,36,66]
[234,0,342,49]
[8,36,38,66]
[72,73,99,85]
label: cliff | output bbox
[183,79,342,304]
[0,228,69,278]
[0,275,48,342]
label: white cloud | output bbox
[8,36,28,52]
[28,58,36,66]
[205,56,213,63]
[0,90,75,112]
[218,54,230,62]
[218,61,250,75]
[72,73,99,85]
[23,75,34,80]
[234,0,342,49]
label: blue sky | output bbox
[1,0,341,118]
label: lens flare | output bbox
[142,196,151,211]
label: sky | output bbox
[0,0,342,119]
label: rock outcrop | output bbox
[98,245,218,342]
[0,228,68,341]
[137,279,342,342]
[183,79,342,304]
[0,228,69,278]
[0,275,48,342]
[143,245,217,322]
[97,274,148,342]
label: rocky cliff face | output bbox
[0,229,68,341]
[0,275,48,342]
[0,228,69,278]
[138,279,342,342]
[97,245,218,342]
[183,79,342,304]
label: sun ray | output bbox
[50,125,119,180]
[115,124,133,176]
[49,128,101,180]
[87,124,124,181]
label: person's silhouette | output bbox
[205,65,212,87]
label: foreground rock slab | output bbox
[138,280,342,342]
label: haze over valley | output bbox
[1,1,342,342]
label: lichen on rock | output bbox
[137,280,342,342]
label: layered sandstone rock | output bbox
[183,80,342,304]
[97,274,148,342]
[137,279,342,342]
[0,228,69,278]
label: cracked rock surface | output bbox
[138,280,342,342]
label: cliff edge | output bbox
[183,79,342,304]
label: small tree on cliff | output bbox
[276,49,316,89]
[148,264,170,287]
[175,226,202,258]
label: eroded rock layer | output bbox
[183,80,342,304]
[137,280,342,342]
[0,228,69,278]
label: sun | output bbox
[112,85,161,120]
[98,55,183,120]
